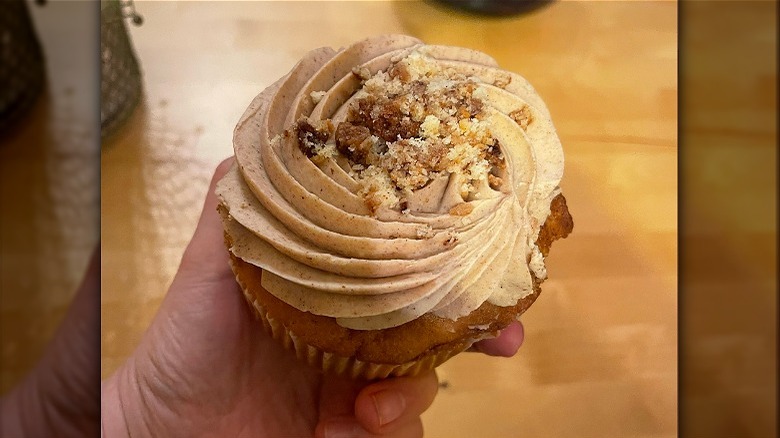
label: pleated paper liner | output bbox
[230,258,488,380]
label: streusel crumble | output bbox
[294,51,508,214]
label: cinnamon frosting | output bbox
[216,35,564,330]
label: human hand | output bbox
[101,158,525,438]
[1,247,100,438]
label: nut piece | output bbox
[295,117,334,157]
[335,122,373,165]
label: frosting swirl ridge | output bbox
[216,35,564,330]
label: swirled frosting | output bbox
[216,35,564,330]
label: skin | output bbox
[1,159,524,438]
[0,247,100,438]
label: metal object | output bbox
[433,0,553,16]
[100,0,143,139]
[0,0,45,135]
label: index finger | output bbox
[470,321,524,357]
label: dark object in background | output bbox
[100,0,143,139]
[433,0,553,16]
[0,0,45,135]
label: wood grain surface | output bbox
[680,2,777,437]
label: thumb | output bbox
[175,157,235,282]
[142,156,245,352]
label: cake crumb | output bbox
[294,117,335,159]
[300,49,510,214]
[310,90,326,104]
[488,174,503,189]
[352,66,371,81]
[448,202,474,216]
[335,122,374,164]
[509,105,533,130]
[493,73,512,89]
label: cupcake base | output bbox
[234,261,478,379]
[228,252,539,379]
[222,193,572,379]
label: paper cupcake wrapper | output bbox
[229,262,481,379]
[240,287,476,379]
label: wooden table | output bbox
[679,3,777,436]
[90,1,677,437]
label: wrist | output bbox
[101,371,130,437]
[101,360,153,438]
[1,365,81,437]
[0,380,32,436]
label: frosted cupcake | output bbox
[216,35,573,379]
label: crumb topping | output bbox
[310,90,326,104]
[492,73,512,89]
[448,202,474,216]
[294,117,336,164]
[295,50,509,214]
[509,104,533,130]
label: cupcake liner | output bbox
[231,258,477,379]
[245,286,468,379]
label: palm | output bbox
[133,247,370,437]
[108,160,517,437]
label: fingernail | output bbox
[371,390,406,426]
[323,418,364,438]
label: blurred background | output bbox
[679,2,777,436]
[0,0,98,392]
[0,1,775,437]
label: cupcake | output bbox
[215,35,573,379]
